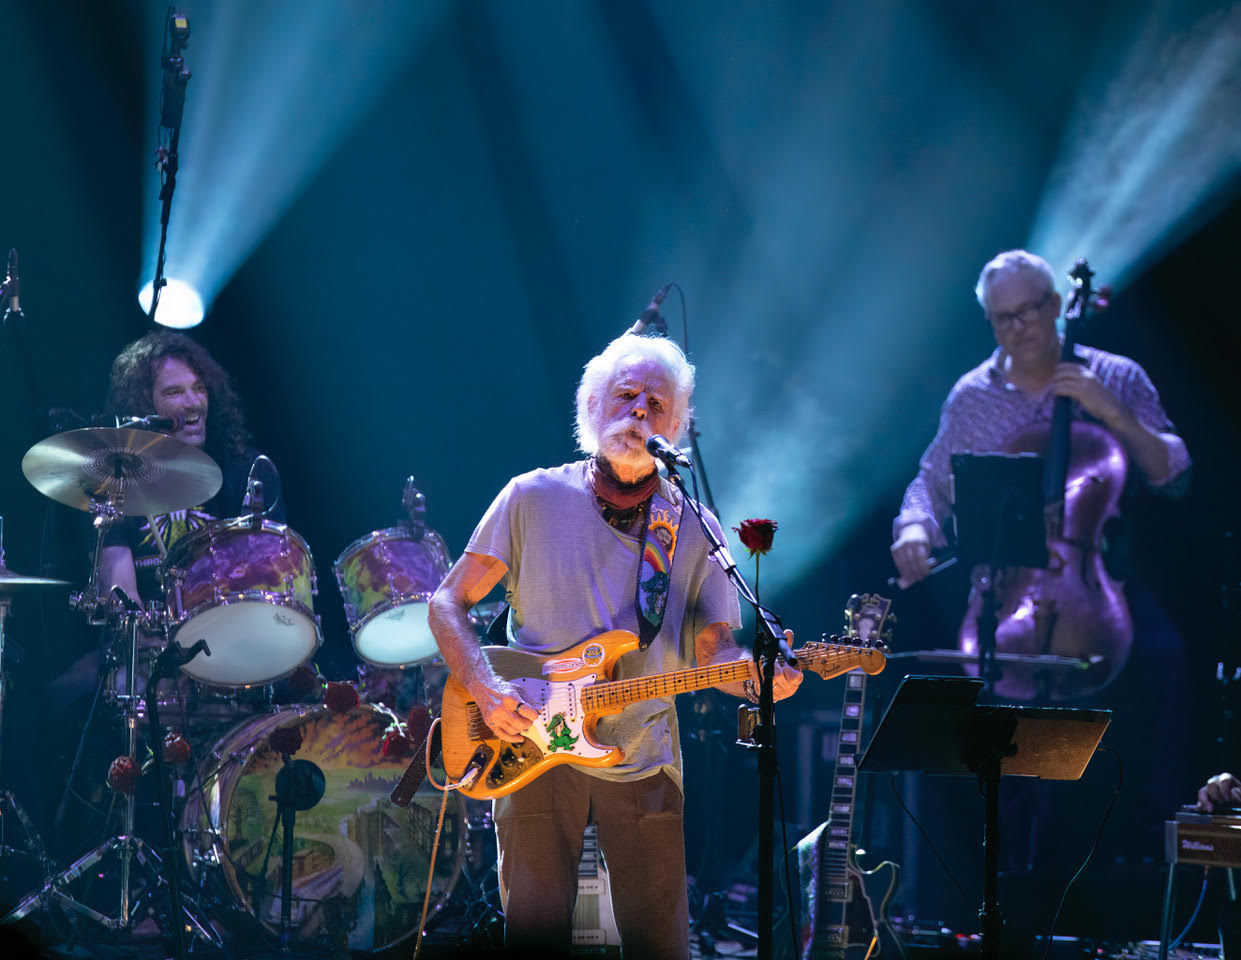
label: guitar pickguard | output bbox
[509,675,612,760]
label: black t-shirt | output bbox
[102,448,284,600]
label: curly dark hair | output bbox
[105,331,250,463]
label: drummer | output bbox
[98,331,283,603]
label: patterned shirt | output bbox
[895,344,1191,547]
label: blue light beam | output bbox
[139,0,447,318]
[1029,1,1241,287]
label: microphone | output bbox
[3,249,20,318]
[627,283,671,336]
[243,455,280,518]
[124,413,185,432]
[646,434,692,469]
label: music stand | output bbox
[950,453,1049,687]
[858,675,1111,960]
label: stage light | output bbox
[138,278,204,329]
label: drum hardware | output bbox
[0,516,69,871]
[3,610,220,952]
[142,636,215,960]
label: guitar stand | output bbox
[858,675,1110,960]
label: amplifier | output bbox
[1165,807,1241,868]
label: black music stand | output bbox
[950,453,1048,687]
[858,675,1111,960]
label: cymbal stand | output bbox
[4,581,218,947]
[3,604,159,929]
[0,563,50,869]
[71,488,127,626]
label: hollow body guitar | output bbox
[440,629,886,802]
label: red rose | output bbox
[269,726,304,756]
[324,681,361,714]
[381,728,414,759]
[734,518,778,556]
[405,707,432,748]
[107,755,141,795]
[162,732,192,766]
[286,665,321,699]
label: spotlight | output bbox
[139,278,204,329]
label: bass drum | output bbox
[183,705,465,953]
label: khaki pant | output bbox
[494,766,690,960]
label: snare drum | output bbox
[181,704,464,952]
[334,527,451,667]
[163,518,321,687]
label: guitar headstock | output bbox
[794,637,886,681]
[842,592,894,646]
[795,593,893,681]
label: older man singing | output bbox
[429,333,801,958]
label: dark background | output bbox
[2,0,1240,948]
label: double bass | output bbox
[959,260,1132,701]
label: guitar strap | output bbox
[633,487,685,650]
[388,722,443,808]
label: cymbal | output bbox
[0,565,72,591]
[21,427,223,516]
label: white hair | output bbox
[574,334,695,454]
[974,249,1058,312]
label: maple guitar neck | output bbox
[583,643,874,712]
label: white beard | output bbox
[596,422,654,473]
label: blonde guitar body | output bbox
[440,630,885,802]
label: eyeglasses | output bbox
[987,289,1053,330]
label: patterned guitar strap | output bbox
[634,488,686,650]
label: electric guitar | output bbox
[440,628,886,801]
[571,824,621,957]
[800,593,900,960]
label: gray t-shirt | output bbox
[465,460,743,789]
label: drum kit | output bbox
[0,424,492,954]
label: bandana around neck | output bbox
[588,456,659,509]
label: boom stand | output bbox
[145,637,214,960]
[858,675,1110,959]
[950,453,1048,690]
[258,754,325,949]
[666,468,797,960]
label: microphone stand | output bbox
[664,465,796,960]
[148,11,191,322]
[629,283,721,516]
